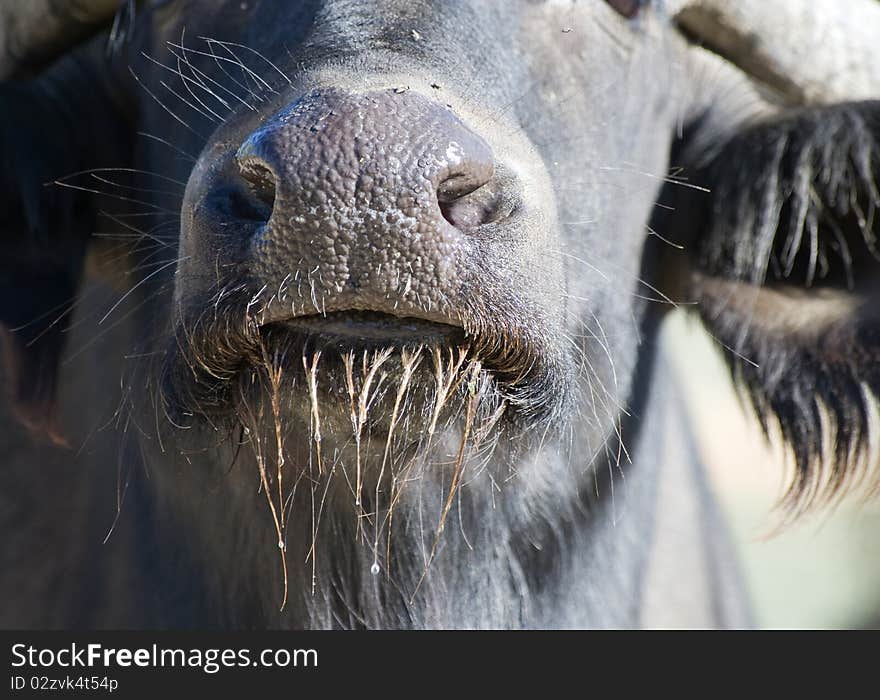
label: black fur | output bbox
[0,50,130,435]
[2,0,878,629]
[0,82,87,434]
[685,102,880,509]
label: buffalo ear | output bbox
[0,82,91,440]
[0,55,129,439]
[0,278,79,445]
[674,101,880,512]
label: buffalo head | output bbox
[2,0,879,627]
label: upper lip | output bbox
[264,310,464,343]
[255,288,465,331]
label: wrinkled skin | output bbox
[2,0,878,628]
[146,0,691,627]
[160,0,673,433]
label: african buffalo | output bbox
[1,0,879,629]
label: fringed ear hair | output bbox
[0,82,89,440]
[679,103,880,513]
[0,33,130,440]
[663,0,880,514]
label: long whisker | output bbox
[98,257,187,325]
[128,67,204,138]
[139,50,228,121]
[137,131,198,162]
[201,38,293,87]
[51,179,180,215]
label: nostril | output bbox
[436,157,497,229]
[220,185,272,223]
[207,157,277,225]
[238,157,278,215]
[437,173,482,203]
[439,185,508,230]
[437,160,494,203]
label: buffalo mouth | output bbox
[268,310,465,347]
[159,283,573,437]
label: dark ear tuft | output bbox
[694,103,880,289]
[0,316,71,447]
[683,101,880,512]
[0,82,92,440]
[692,275,880,513]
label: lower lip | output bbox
[276,311,463,344]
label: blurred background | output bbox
[663,312,880,629]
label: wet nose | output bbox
[233,88,496,238]
[224,87,505,324]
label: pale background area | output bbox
[662,312,880,629]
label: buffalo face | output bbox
[147,0,682,466]
[2,0,880,623]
